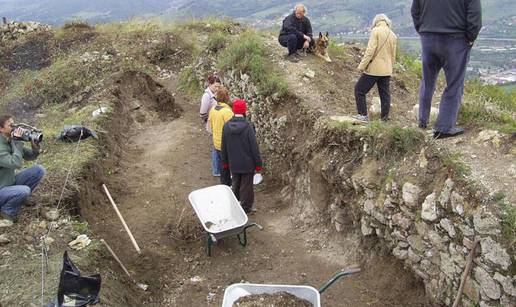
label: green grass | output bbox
[499,82,516,94]
[217,30,288,97]
[178,65,204,97]
[358,121,425,156]
[460,81,516,134]
[207,31,229,53]
[440,152,472,179]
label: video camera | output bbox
[12,123,43,143]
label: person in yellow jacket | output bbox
[208,86,233,185]
[355,14,397,122]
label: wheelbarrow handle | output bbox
[318,267,361,294]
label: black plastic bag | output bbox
[49,251,101,306]
[58,125,98,142]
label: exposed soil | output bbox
[234,292,313,307]
[79,73,434,306]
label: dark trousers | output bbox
[419,33,471,132]
[215,150,231,186]
[278,33,314,55]
[232,173,254,213]
[354,74,391,119]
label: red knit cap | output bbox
[232,99,247,115]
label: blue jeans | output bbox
[215,150,232,186]
[211,146,221,176]
[418,33,472,133]
[0,165,45,218]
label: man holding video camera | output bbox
[0,115,45,223]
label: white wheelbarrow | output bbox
[222,268,361,307]
[188,185,262,256]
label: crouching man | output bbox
[0,115,45,223]
[221,100,262,214]
[278,3,315,63]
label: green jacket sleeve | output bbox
[0,141,24,169]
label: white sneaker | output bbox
[352,114,369,122]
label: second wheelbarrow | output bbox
[188,184,262,256]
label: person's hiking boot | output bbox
[433,127,464,139]
[286,53,300,63]
[212,173,221,177]
[251,204,258,213]
[352,114,369,122]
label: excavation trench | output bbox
[78,72,433,306]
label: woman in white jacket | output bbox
[199,75,221,176]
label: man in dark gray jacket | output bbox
[221,99,262,214]
[411,0,482,139]
[278,3,314,63]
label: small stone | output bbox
[459,224,475,237]
[473,212,501,235]
[438,178,454,209]
[407,235,426,252]
[480,237,511,270]
[421,193,438,221]
[393,246,408,260]
[493,273,516,297]
[360,217,374,236]
[363,199,375,215]
[45,209,59,221]
[419,148,428,169]
[392,213,412,230]
[44,237,54,245]
[440,218,456,238]
[474,267,501,300]
[0,219,13,227]
[402,182,421,207]
[440,252,457,278]
[408,248,421,263]
[304,69,315,78]
[450,192,464,216]
[0,234,10,245]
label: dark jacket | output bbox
[411,0,482,42]
[221,116,262,174]
[279,12,313,39]
[0,135,39,188]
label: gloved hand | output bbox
[223,163,229,170]
[255,166,262,172]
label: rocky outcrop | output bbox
[0,21,51,41]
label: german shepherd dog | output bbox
[315,32,332,62]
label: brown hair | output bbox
[0,115,12,128]
[216,86,230,104]
[207,74,220,85]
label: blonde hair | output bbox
[372,14,392,28]
[294,3,307,14]
[216,86,230,104]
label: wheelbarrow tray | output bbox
[188,185,248,240]
[222,283,321,307]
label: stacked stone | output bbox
[355,164,515,306]
[0,21,51,41]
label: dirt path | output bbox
[82,74,434,306]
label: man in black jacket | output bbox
[278,3,314,63]
[221,99,262,214]
[411,0,482,139]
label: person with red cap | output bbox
[221,99,262,214]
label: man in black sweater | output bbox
[221,99,262,214]
[278,3,314,63]
[411,0,482,139]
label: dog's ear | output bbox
[325,32,329,37]
[319,32,322,38]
